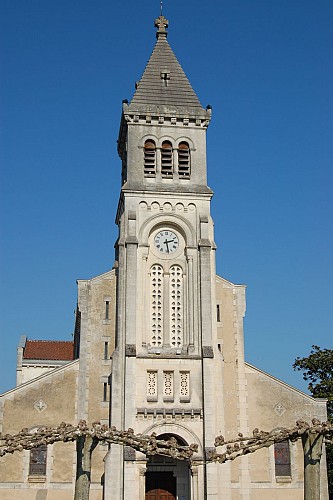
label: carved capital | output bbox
[125,236,138,245]
[205,447,216,460]
[191,465,199,476]
[125,344,136,357]
[202,346,214,358]
[124,446,136,461]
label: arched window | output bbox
[274,440,291,477]
[178,142,190,178]
[29,444,47,476]
[149,263,184,349]
[150,264,163,347]
[144,140,156,176]
[170,265,183,348]
[161,141,173,177]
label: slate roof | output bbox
[23,340,74,361]
[129,20,205,115]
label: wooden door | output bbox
[145,472,176,500]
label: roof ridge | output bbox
[26,339,73,343]
[0,359,79,398]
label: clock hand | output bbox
[164,239,170,253]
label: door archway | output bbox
[145,434,191,500]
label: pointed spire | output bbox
[128,16,206,115]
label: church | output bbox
[0,15,328,500]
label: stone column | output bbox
[198,215,213,348]
[124,227,138,346]
[141,253,148,346]
[191,464,199,500]
[138,464,147,499]
[187,256,194,347]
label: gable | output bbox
[245,362,328,425]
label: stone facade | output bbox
[0,14,329,500]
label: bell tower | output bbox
[105,16,220,499]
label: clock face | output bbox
[154,230,179,254]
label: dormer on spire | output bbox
[155,15,168,38]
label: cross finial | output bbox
[155,15,168,38]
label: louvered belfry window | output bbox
[161,141,173,177]
[144,140,156,176]
[178,142,190,178]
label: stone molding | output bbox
[136,408,202,420]
[137,353,201,360]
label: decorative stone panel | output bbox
[34,399,47,413]
[163,371,174,402]
[147,371,158,402]
[179,371,190,402]
[274,403,286,416]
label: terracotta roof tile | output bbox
[23,340,74,361]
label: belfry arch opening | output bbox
[145,434,191,500]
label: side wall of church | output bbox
[244,363,328,498]
[0,361,79,498]
[76,269,117,487]
[216,276,247,488]
[0,270,117,499]
[215,277,328,498]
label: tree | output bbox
[1,419,332,500]
[0,421,196,500]
[294,345,333,497]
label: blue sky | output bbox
[0,0,332,395]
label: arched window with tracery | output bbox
[150,264,163,347]
[161,141,173,177]
[170,265,183,348]
[178,141,190,178]
[144,140,156,176]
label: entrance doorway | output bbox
[145,471,176,500]
[145,434,190,500]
